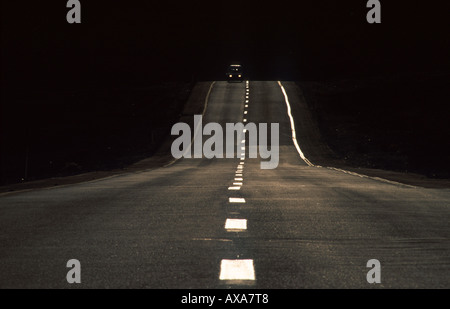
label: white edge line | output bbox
[277,81,314,166]
[163,81,216,167]
[326,167,417,188]
[277,81,417,188]
[0,83,218,196]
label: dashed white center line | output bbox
[219,259,255,281]
[219,80,255,284]
[229,197,246,203]
[224,218,247,231]
[228,186,241,190]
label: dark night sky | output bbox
[1,0,450,88]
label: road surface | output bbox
[0,81,449,289]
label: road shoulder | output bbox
[0,82,214,195]
[282,81,450,189]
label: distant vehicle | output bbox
[226,64,243,82]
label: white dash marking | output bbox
[229,197,246,203]
[219,259,255,280]
[225,219,247,231]
[228,186,241,190]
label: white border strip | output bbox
[327,167,417,188]
[277,81,314,166]
[277,81,416,188]
[163,81,216,167]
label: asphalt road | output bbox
[0,81,449,289]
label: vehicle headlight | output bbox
[229,74,232,78]
[238,74,242,78]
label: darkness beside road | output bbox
[1,0,450,185]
